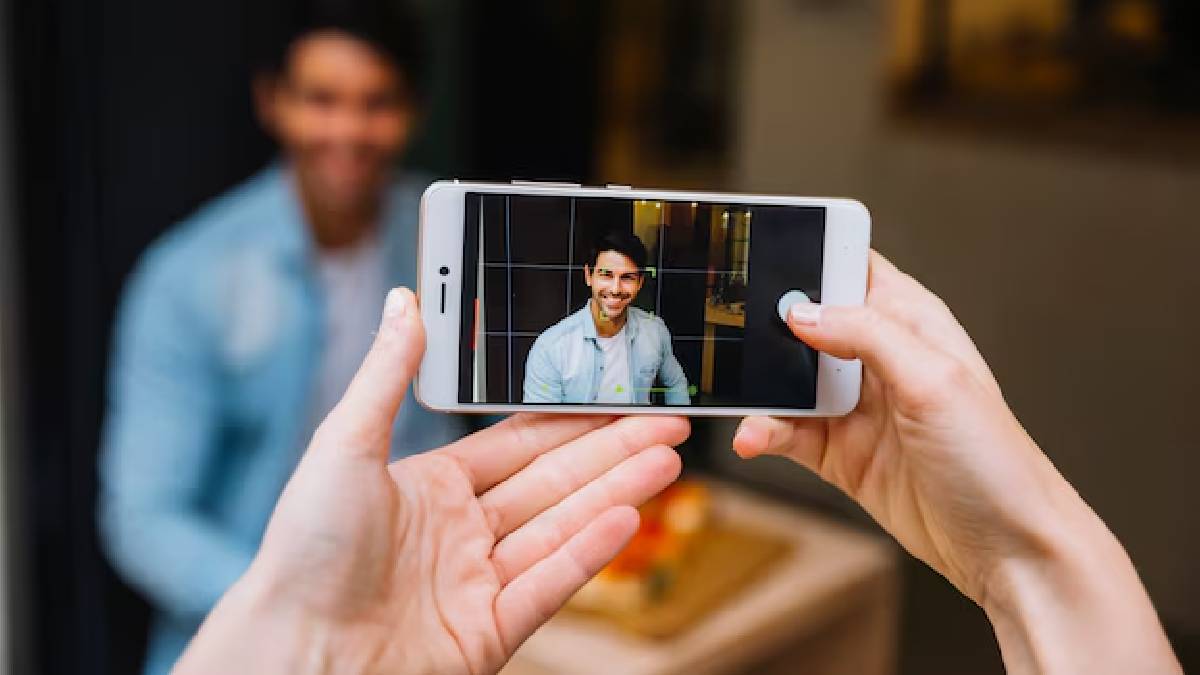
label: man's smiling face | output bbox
[585,250,645,322]
[265,31,415,214]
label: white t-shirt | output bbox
[310,234,386,430]
[594,326,632,404]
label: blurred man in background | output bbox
[95,4,474,673]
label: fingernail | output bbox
[789,302,821,326]
[383,288,410,319]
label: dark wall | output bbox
[464,2,603,181]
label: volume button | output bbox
[510,180,582,188]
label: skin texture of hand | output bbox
[174,288,690,675]
[733,251,1180,674]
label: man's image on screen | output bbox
[522,230,691,405]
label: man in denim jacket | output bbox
[97,7,475,674]
[523,230,691,406]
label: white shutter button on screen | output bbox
[777,290,811,323]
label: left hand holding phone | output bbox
[173,287,690,675]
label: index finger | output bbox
[433,414,616,493]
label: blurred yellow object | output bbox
[505,482,897,674]
[570,480,712,614]
[567,479,792,639]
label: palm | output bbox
[378,456,513,674]
[257,413,689,675]
[287,453,512,674]
[180,290,690,675]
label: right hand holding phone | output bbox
[733,251,1180,673]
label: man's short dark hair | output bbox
[588,230,649,271]
[253,0,429,103]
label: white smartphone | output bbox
[415,180,870,417]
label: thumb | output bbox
[317,287,425,461]
[786,301,936,391]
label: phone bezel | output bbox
[416,181,869,417]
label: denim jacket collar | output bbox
[257,161,418,286]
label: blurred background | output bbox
[1,0,1198,673]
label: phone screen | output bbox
[457,192,825,408]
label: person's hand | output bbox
[734,251,1053,602]
[175,288,690,675]
[733,251,1179,673]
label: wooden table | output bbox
[501,482,899,675]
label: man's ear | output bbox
[583,264,592,286]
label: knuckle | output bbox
[480,495,505,535]
[872,296,909,325]
[491,551,515,586]
[537,520,569,564]
[505,414,540,452]
[936,357,973,390]
[905,357,972,409]
[533,453,579,498]
[773,425,802,458]
[851,305,888,339]
[664,416,691,444]
[610,418,644,457]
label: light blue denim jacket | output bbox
[522,303,691,405]
[97,165,474,675]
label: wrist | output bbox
[980,489,1179,674]
[175,570,340,675]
